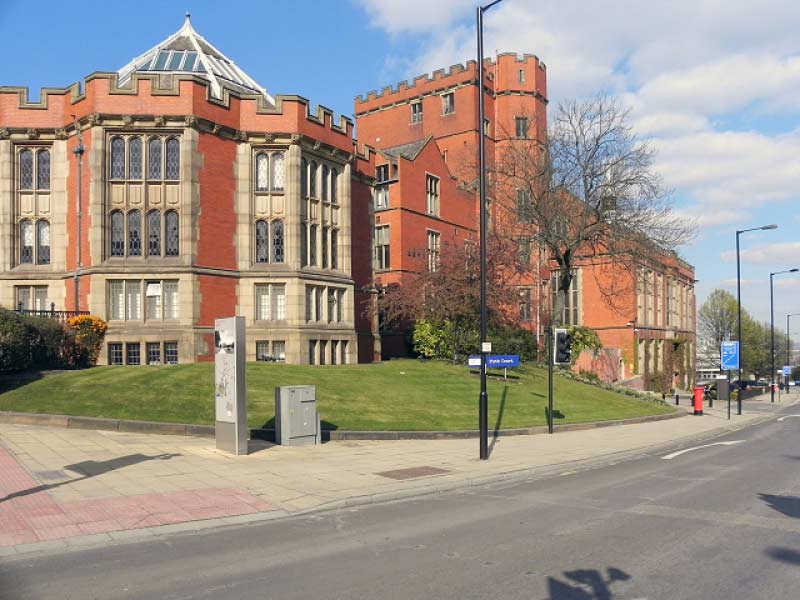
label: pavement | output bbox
[0,395,797,557]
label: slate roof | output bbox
[380,137,432,161]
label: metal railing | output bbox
[16,302,90,321]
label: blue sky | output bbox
[2,0,799,331]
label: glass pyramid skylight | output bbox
[117,14,274,104]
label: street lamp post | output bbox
[477,0,504,460]
[771,269,799,402]
[736,224,777,414]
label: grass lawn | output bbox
[0,359,672,430]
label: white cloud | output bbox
[719,278,765,288]
[353,0,472,34]
[654,128,800,214]
[633,53,800,117]
[776,278,800,290]
[721,242,800,266]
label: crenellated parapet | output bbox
[354,52,546,114]
[1,72,356,150]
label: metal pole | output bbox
[548,327,554,434]
[771,272,775,402]
[477,5,488,460]
[72,116,85,312]
[736,231,742,415]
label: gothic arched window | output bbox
[36,220,50,264]
[110,137,126,179]
[255,220,268,263]
[331,168,338,203]
[128,210,142,256]
[19,219,33,263]
[129,138,143,179]
[321,165,329,201]
[19,150,33,189]
[148,210,161,257]
[271,153,285,192]
[148,137,162,180]
[272,220,284,263]
[255,153,269,191]
[165,138,180,180]
[37,150,50,190]
[110,211,125,256]
[165,210,179,256]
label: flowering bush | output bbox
[66,315,107,366]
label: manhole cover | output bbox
[376,466,450,480]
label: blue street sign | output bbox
[468,354,520,369]
[721,341,739,370]
[783,365,792,376]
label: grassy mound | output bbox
[0,359,671,430]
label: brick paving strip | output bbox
[0,444,274,548]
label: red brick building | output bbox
[1,16,378,365]
[356,54,551,354]
[355,54,696,386]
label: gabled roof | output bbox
[117,14,274,104]
[380,137,432,161]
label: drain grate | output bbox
[375,466,450,480]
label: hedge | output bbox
[0,308,107,372]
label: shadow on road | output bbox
[758,493,800,519]
[546,567,631,599]
[0,453,181,504]
[765,547,800,565]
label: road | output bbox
[2,408,800,599]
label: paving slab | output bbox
[0,398,796,555]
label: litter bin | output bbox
[693,385,704,416]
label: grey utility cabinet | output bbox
[275,385,321,446]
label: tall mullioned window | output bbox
[375,225,390,271]
[515,116,529,139]
[252,149,287,266]
[15,147,51,266]
[427,230,440,272]
[254,151,285,193]
[551,270,581,326]
[442,92,455,115]
[426,174,440,216]
[107,134,181,259]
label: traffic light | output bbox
[554,328,571,365]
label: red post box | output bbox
[693,385,704,416]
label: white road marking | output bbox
[661,440,745,460]
[777,415,800,422]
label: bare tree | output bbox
[377,233,525,359]
[493,95,695,326]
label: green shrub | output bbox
[489,325,539,361]
[0,308,35,371]
[567,325,602,365]
[412,319,456,360]
[0,308,107,371]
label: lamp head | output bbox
[791,268,799,273]
[761,224,778,230]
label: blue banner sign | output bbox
[783,365,792,376]
[720,341,739,370]
[468,355,520,369]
